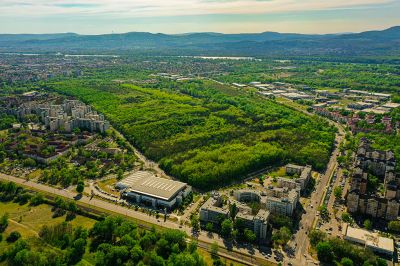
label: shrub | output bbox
[7,231,21,243]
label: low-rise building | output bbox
[117,171,192,210]
[343,224,394,256]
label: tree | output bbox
[0,213,8,232]
[67,238,86,264]
[272,227,291,247]
[130,245,144,263]
[309,230,326,247]
[341,257,354,266]
[190,215,200,232]
[229,203,238,220]
[388,221,400,232]
[244,229,256,243]
[334,186,343,199]
[363,219,372,230]
[316,241,334,263]
[341,212,352,224]
[7,231,21,243]
[318,204,329,219]
[221,219,233,237]
[205,222,214,232]
[29,193,44,206]
[117,169,124,180]
[76,180,85,194]
[73,127,81,134]
[210,241,219,258]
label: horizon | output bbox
[1,25,399,36]
[1,0,400,34]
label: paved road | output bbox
[0,172,275,266]
[269,95,347,266]
[290,124,345,265]
[113,129,169,179]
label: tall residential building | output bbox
[265,187,299,216]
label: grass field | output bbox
[198,248,246,266]
[0,201,253,266]
[0,201,97,257]
[97,177,119,196]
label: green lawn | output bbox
[0,201,96,235]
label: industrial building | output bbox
[116,171,192,210]
[343,224,394,256]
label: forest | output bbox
[44,77,336,189]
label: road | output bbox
[286,122,345,266]
[317,167,346,238]
[273,96,347,266]
[113,129,169,179]
[0,172,274,266]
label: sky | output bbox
[0,0,399,34]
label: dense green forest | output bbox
[43,78,336,189]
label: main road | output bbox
[0,172,275,266]
[286,122,345,266]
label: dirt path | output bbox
[8,219,39,237]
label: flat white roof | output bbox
[383,102,400,109]
[344,225,394,254]
[117,171,187,201]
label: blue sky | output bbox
[0,0,399,34]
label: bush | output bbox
[7,231,21,243]
[388,221,400,232]
[66,211,76,221]
[29,193,44,206]
[0,213,8,233]
[52,208,66,218]
[76,181,84,194]
[22,158,36,167]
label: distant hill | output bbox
[0,27,399,56]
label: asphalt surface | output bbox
[0,172,274,266]
[286,123,345,266]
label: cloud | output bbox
[0,0,396,18]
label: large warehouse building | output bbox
[116,171,192,210]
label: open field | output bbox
[0,202,96,238]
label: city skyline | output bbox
[0,0,399,34]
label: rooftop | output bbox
[117,171,187,201]
[344,224,394,254]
